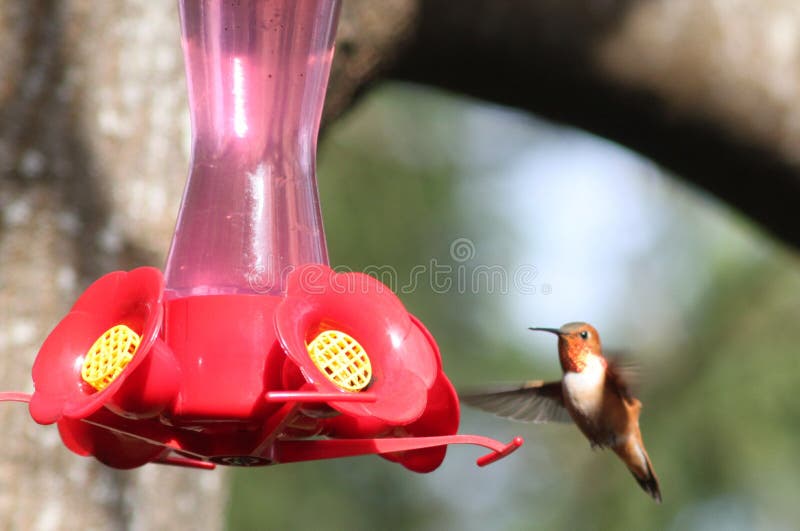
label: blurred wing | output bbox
[604,352,639,402]
[460,380,572,423]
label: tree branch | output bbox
[390,0,800,249]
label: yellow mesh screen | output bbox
[306,330,371,392]
[81,324,141,392]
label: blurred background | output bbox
[2,2,800,530]
[228,83,800,530]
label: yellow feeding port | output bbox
[306,330,372,392]
[81,324,141,392]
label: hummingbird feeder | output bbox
[0,0,522,472]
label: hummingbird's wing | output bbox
[605,357,639,403]
[459,381,572,423]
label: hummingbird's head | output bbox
[528,322,602,372]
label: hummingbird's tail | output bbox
[632,449,662,503]
[613,432,662,503]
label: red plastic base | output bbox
[13,266,524,472]
[1,391,522,470]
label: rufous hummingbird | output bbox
[461,322,662,502]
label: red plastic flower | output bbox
[317,314,460,472]
[29,267,177,425]
[274,264,444,426]
[379,316,460,472]
[379,371,460,472]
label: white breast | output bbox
[562,355,605,419]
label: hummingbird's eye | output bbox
[579,331,589,340]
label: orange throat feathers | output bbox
[558,341,605,373]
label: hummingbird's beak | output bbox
[528,327,562,336]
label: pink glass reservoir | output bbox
[165,0,338,297]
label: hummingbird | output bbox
[461,322,661,502]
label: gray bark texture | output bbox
[0,0,797,529]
